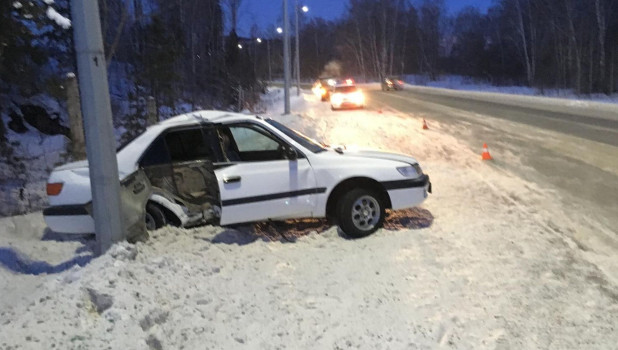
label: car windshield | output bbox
[334,86,358,93]
[266,119,326,153]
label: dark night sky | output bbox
[235,0,494,37]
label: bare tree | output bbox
[224,0,243,33]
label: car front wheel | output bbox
[337,188,385,238]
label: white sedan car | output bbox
[44,111,431,238]
[330,84,365,110]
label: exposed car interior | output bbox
[138,122,299,227]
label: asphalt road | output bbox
[370,88,618,146]
[366,86,618,250]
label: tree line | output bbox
[297,0,618,94]
[1,0,263,123]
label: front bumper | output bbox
[382,175,431,210]
[332,101,364,109]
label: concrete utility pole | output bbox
[267,39,272,82]
[71,0,124,255]
[147,96,157,126]
[294,0,300,96]
[283,0,291,114]
[65,72,86,160]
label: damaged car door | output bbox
[139,124,220,228]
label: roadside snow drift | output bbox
[1,89,617,349]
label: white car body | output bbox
[330,85,365,110]
[44,110,430,235]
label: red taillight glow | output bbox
[397,80,404,84]
[46,183,63,196]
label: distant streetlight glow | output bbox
[276,27,283,34]
[238,44,243,49]
[302,5,309,12]
[256,38,262,43]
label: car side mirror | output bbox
[285,146,298,160]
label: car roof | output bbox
[116,110,262,173]
[157,110,252,127]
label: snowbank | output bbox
[1,89,617,349]
[405,74,618,105]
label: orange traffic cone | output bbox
[422,119,429,130]
[481,143,493,160]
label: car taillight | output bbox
[47,182,63,196]
[397,80,403,84]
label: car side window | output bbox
[140,127,214,167]
[225,125,285,161]
[139,136,170,167]
[165,128,214,162]
[229,126,280,152]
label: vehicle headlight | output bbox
[352,91,364,104]
[397,164,423,177]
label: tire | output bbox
[337,188,385,238]
[145,202,167,231]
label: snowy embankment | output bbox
[0,95,69,217]
[1,89,617,349]
[405,74,618,105]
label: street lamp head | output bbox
[256,38,262,43]
[237,44,243,49]
[301,5,309,12]
[276,27,283,34]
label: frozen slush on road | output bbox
[44,111,430,238]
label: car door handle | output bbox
[223,176,241,184]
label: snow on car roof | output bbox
[116,110,261,174]
[158,110,250,127]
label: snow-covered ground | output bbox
[1,89,617,349]
[0,94,69,217]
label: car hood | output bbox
[328,147,419,165]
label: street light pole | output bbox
[283,0,291,114]
[267,39,272,81]
[294,0,300,96]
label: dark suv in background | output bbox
[381,77,405,91]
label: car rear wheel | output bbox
[337,188,385,238]
[145,202,167,231]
